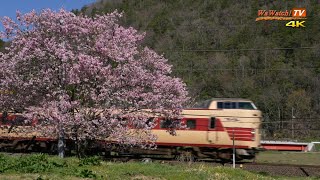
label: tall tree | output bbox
[0,9,188,157]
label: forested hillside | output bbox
[73,0,320,140]
[1,0,319,140]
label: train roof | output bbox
[187,98,255,109]
[206,98,252,101]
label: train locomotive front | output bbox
[152,98,262,160]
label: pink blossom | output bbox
[0,9,188,148]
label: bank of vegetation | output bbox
[1,1,320,140]
[0,153,276,179]
[74,0,320,140]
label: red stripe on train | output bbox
[155,142,249,149]
[226,127,254,141]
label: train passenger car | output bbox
[150,98,262,160]
[0,98,262,161]
[0,112,58,152]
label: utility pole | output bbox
[278,106,281,129]
[292,107,294,139]
[232,129,235,168]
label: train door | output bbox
[207,117,218,144]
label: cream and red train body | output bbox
[0,98,262,160]
[147,98,262,160]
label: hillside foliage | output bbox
[73,0,320,140]
[1,0,319,140]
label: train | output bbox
[0,98,262,161]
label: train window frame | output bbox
[146,117,154,127]
[238,102,255,110]
[209,117,216,129]
[192,100,212,108]
[218,102,237,109]
[186,119,196,129]
[224,102,232,109]
[217,101,257,110]
[160,119,171,129]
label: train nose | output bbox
[252,110,262,117]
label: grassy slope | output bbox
[1,152,320,179]
[0,153,278,180]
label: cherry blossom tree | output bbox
[0,9,188,157]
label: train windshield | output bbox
[192,100,212,108]
[217,101,257,110]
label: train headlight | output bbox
[251,129,255,141]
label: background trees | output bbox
[1,0,319,143]
[76,0,320,140]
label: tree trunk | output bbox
[58,125,65,158]
[76,134,80,159]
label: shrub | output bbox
[79,156,101,166]
[77,169,97,178]
[0,154,68,173]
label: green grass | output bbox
[314,144,320,152]
[256,151,320,165]
[0,153,277,180]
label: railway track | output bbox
[219,162,320,177]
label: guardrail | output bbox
[260,140,319,152]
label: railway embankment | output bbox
[0,152,319,179]
[0,153,269,180]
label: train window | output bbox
[220,102,237,109]
[238,102,255,110]
[224,102,231,109]
[186,119,196,129]
[146,117,154,125]
[192,100,211,108]
[13,116,27,126]
[210,117,215,129]
[1,112,8,124]
[160,119,171,128]
[217,101,256,109]
[232,102,237,108]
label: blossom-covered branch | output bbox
[0,9,188,149]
